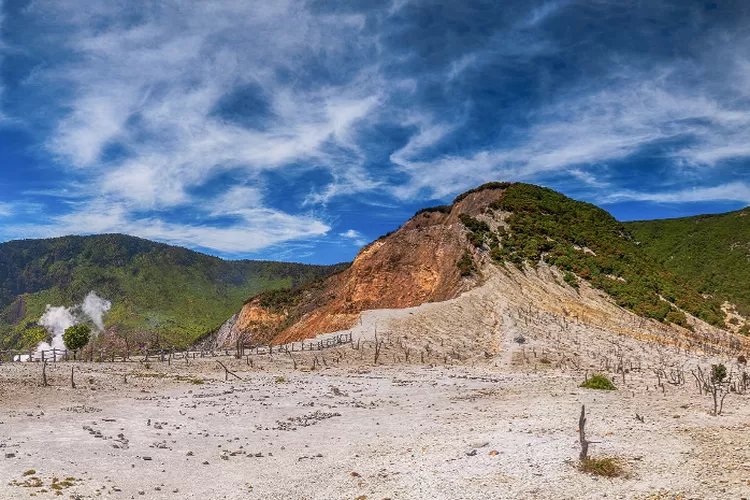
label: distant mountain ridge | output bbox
[0,233,344,350]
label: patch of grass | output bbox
[23,469,36,477]
[580,373,617,390]
[275,376,287,384]
[579,457,625,477]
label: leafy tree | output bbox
[63,324,91,351]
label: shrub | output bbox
[63,324,91,351]
[580,373,617,390]
[711,364,727,384]
[414,205,451,216]
[563,271,579,289]
[457,251,476,277]
[579,457,624,477]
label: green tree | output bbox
[63,324,91,352]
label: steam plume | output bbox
[36,291,112,352]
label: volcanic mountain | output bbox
[218,183,744,353]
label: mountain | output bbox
[627,208,750,333]
[0,234,344,350]
[218,182,727,347]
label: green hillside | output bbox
[627,208,750,319]
[467,183,724,327]
[0,234,344,350]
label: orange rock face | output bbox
[232,186,508,345]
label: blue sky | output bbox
[1,1,750,264]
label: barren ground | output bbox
[1,357,749,500]
[2,265,750,499]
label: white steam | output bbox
[38,306,77,351]
[36,291,112,352]
[82,291,112,331]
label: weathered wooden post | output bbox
[579,405,589,461]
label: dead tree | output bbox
[216,360,242,381]
[692,364,732,416]
[41,360,49,387]
[70,366,76,389]
[373,329,383,365]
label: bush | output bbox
[63,323,91,351]
[580,373,617,390]
[414,205,451,216]
[563,271,579,289]
[457,251,476,277]
[579,457,624,477]
[711,364,727,384]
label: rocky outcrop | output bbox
[221,186,509,346]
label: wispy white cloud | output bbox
[4,197,329,253]
[7,0,385,251]
[392,60,750,200]
[601,181,750,205]
[339,228,367,246]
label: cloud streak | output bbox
[1,1,750,260]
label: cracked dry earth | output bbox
[1,360,750,499]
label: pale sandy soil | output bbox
[2,264,749,499]
[1,357,749,500]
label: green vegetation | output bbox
[627,208,750,317]
[63,324,91,351]
[579,457,625,477]
[711,363,727,384]
[453,181,512,203]
[479,183,722,327]
[563,271,579,289]
[0,234,344,349]
[456,251,476,277]
[580,373,617,390]
[414,205,451,216]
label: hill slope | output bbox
[0,234,343,350]
[219,182,725,347]
[627,208,750,329]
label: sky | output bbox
[1,0,750,264]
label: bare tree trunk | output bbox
[70,366,75,389]
[578,404,589,461]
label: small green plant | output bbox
[711,364,727,384]
[457,251,476,277]
[63,324,91,351]
[580,373,617,390]
[274,376,286,384]
[23,469,36,476]
[579,457,624,477]
[563,271,579,289]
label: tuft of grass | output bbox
[579,457,625,477]
[22,469,36,477]
[580,373,617,390]
[275,376,287,384]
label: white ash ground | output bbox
[2,264,749,499]
[1,357,749,500]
